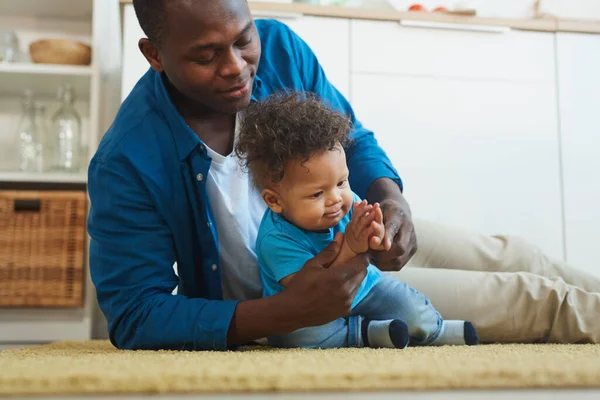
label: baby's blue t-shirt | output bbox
[256,192,382,308]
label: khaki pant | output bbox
[388,218,600,344]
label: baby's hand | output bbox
[369,202,386,251]
[344,200,376,255]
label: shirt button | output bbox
[207,221,211,227]
[196,173,204,181]
[211,264,218,271]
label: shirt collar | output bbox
[251,74,263,102]
[153,70,265,161]
[153,70,203,161]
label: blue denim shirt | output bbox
[88,19,402,351]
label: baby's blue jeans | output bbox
[268,273,444,348]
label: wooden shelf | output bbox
[557,18,600,34]
[0,0,93,20]
[0,63,93,98]
[0,308,92,343]
[0,171,87,184]
[0,63,92,76]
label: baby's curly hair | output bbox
[235,91,352,189]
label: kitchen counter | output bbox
[119,0,600,34]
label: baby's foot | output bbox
[432,320,480,346]
[361,319,409,349]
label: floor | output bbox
[0,343,40,350]
[25,391,600,399]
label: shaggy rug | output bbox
[0,340,599,395]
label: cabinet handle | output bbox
[13,199,41,212]
[252,11,303,20]
[399,20,510,34]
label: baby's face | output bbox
[276,145,354,231]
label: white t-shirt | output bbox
[205,115,267,301]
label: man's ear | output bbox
[262,189,283,214]
[139,38,164,73]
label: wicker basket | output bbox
[0,190,87,307]
[29,39,92,66]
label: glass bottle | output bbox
[49,83,82,172]
[34,102,50,171]
[0,30,20,63]
[14,90,43,172]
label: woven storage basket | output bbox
[29,39,92,66]
[0,190,87,307]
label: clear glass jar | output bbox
[14,90,43,172]
[0,30,20,63]
[48,83,82,172]
[34,102,50,171]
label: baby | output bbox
[235,91,479,349]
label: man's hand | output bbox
[281,232,370,328]
[366,178,418,271]
[227,232,369,345]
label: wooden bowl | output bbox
[29,39,91,66]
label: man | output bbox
[88,0,600,350]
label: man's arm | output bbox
[89,160,304,349]
[227,295,297,344]
[88,160,368,349]
[88,160,240,350]
[366,178,418,269]
[229,237,370,343]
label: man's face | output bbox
[155,0,261,114]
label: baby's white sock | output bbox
[432,320,479,346]
[362,319,409,349]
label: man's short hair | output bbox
[132,0,167,46]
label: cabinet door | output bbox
[258,15,350,99]
[351,20,554,82]
[351,73,564,261]
[557,32,600,277]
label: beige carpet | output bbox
[1,340,599,396]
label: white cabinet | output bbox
[268,15,350,99]
[350,21,564,261]
[121,5,350,102]
[557,32,600,276]
[351,20,554,82]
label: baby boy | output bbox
[235,92,479,349]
